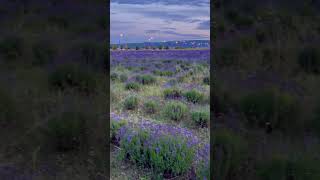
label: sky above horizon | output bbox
[110,0,210,44]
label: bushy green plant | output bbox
[119,129,195,177]
[49,64,97,94]
[47,15,69,29]
[125,82,140,91]
[203,76,210,85]
[311,98,320,137]
[119,74,128,82]
[32,39,57,65]
[143,100,158,114]
[0,88,18,127]
[257,156,320,180]
[0,35,24,60]
[124,96,139,110]
[215,47,238,67]
[153,70,174,76]
[110,119,127,140]
[184,89,204,103]
[163,101,188,121]
[298,46,320,73]
[163,87,182,99]
[240,89,300,131]
[240,89,276,127]
[110,72,118,81]
[191,110,210,127]
[135,74,156,85]
[213,129,247,180]
[46,110,87,151]
[78,41,101,65]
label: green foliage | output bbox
[0,35,24,60]
[298,46,320,74]
[124,96,139,110]
[239,89,300,132]
[0,88,18,126]
[110,119,127,139]
[215,47,238,67]
[49,64,97,94]
[78,41,102,66]
[257,156,320,180]
[163,87,182,99]
[163,101,188,121]
[119,74,128,82]
[135,74,156,85]
[143,100,158,114]
[47,15,69,29]
[153,70,174,76]
[225,9,254,27]
[32,39,57,65]
[119,129,195,177]
[125,82,140,91]
[213,129,247,180]
[203,76,210,85]
[311,98,320,137]
[183,89,204,103]
[110,72,118,81]
[191,109,210,127]
[46,110,87,151]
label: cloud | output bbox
[110,1,209,43]
[145,30,161,34]
[156,30,208,39]
[141,11,190,22]
[162,27,176,30]
[197,20,210,30]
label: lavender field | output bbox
[110,49,210,179]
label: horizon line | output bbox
[110,39,210,44]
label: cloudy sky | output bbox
[110,0,210,43]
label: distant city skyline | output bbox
[110,0,210,44]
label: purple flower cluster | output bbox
[110,49,210,66]
[111,117,209,169]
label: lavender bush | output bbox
[111,118,209,179]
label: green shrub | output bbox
[135,74,156,85]
[46,110,87,151]
[32,39,57,65]
[183,89,204,103]
[124,96,139,110]
[203,76,210,85]
[163,101,188,121]
[119,74,128,82]
[311,99,320,137]
[78,41,101,65]
[119,129,195,177]
[153,70,174,76]
[215,47,238,67]
[125,82,140,91]
[110,119,127,140]
[298,46,320,73]
[213,129,247,180]
[240,89,300,131]
[110,72,118,81]
[0,35,24,60]
[257,156,320,180]
[0,88,18,127]
[143,100,158,114]
[191,110,210,127]
[47,15,69,29]
[163,87,182,99]
[49,64,97,94]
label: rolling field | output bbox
[110,49,210,179]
